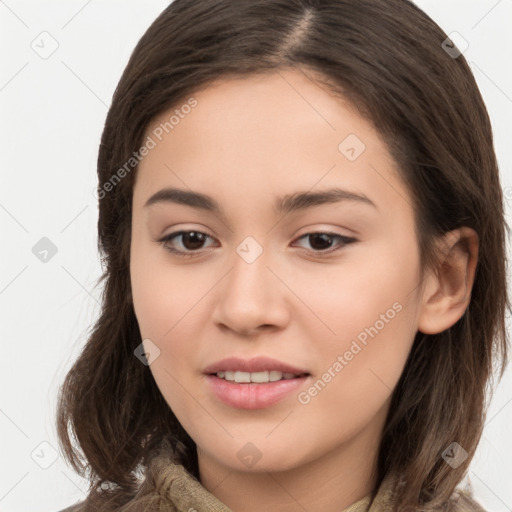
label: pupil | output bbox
[183,231,205,249]
[180,233,334,251]
[309,233,332,250]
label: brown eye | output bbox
[158,230,356,259]
[179,231,208,250]
[159,230,215,257]
[293,232,356,254]
[307,233,335,250]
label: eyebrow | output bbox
[143,187,377,215]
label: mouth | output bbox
[210,370,310,383]
[203,356,311,409]
[205,370,311,409]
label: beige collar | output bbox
[150,461,398,512]
[61,456,486,511]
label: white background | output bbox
[1,1,511,511]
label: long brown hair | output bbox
[56,0,510,510]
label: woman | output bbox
[56,0,509,510]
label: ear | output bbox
[417,227,479,335]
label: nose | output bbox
[211,246,291,337]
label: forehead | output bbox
[143,68,373,160]
[133,68,412,220]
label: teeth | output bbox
[269,371,282,382]
[215,370,302,383]
[234,371,251,383]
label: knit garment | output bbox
[163,465,372,511]
[133,456,489,512]
[59,456,488,511]
[120,456,381,511]
[121,457,486,512]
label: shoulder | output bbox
[373,473,489,512]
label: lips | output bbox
[202,356,310,375]
[203,356,311,409]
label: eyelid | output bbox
[157,228,357,258]
[292,231,356,253]
[157,229,217,258]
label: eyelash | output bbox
[157,230,357,259]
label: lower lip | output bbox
[205,374,309,409]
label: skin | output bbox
[130,68,478,511]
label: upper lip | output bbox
[203,356,309,375]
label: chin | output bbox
[197,436,311,474]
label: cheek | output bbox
[130,242,215,397]
[130,250,206,427]
[295,236,419,344]
[130,235,201,339]
[297,240,420,405]
[130,222,420,392]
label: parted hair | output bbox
[56,0,509,510]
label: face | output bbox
[130,68,426,476]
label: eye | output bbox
[157,230,357,258]
[292,232,357,255]
[158,230,216,258]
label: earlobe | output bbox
[417,227,479,335]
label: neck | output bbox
[197,418,383,512]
